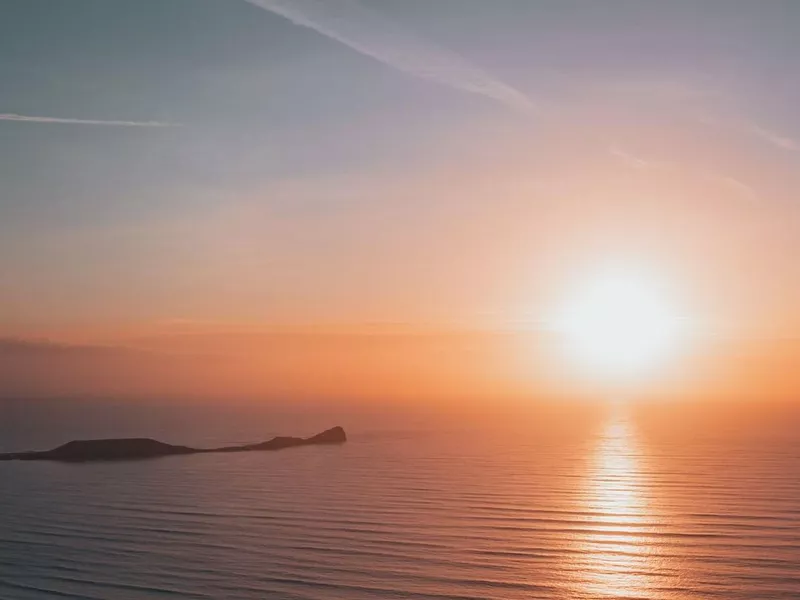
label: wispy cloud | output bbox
[0,113,177,127]
[716,176,759,202]
[609,144,760,202]
[696,115,797,152]
[609,145,654,169]
[243,0,538,115]
[735,122,798,152]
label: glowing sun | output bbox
[552,265,687,379]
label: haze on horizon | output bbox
[2,0,800,402]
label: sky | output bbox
[2,0,800,399]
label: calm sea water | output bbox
[0,399,798,599]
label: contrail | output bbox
[0,113,177,127]
[243,0,538,115]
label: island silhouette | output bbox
[0,426,346,462]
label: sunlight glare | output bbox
[552,265,687,379]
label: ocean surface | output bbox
[0,399,798,599]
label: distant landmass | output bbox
[0,426,346,462]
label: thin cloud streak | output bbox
[0,113,177,127]
[609,145,760,202]
[609,145,654,169]
[243,0,538,115]
[697,114,798,152]
[738,122,798,152]
[716,176,759,202]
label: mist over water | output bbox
[1,399,798,599]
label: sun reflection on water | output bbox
[575,412,656,598]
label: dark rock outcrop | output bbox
[0,426,346,462]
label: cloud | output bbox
[243,0,538,115]
[0,113,177,127]
[609,144,760,202]
[696,115,797,152]
[735,122,798,152]
[609,145,655,169]
[0,337,149,358]
[715,176,759,202]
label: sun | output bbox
[551,265,687,380]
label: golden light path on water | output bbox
[573,410,658,599]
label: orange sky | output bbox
[4,138,800,402]
[3,2,800,402]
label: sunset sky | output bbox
[2,0,800,400]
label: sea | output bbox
[1,398,798,599]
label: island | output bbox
[0,426,346,462]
